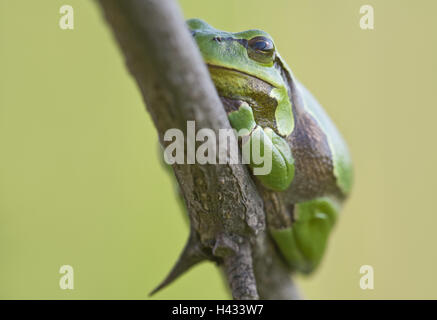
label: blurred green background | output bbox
[1,0,436,299]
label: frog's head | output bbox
[187,18,294,137]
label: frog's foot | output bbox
[227,101,295,192]
[270,197,340,274]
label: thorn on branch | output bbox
[150,231,208,296]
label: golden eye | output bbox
[249,36,274,52]
[247,36,275,64]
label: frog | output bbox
[187,18,353,274]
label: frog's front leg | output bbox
[270,197,340,274]
[227,102,295,191]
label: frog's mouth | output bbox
[206,64,274,86]
[207,64,279,131]
[206,64,276,101]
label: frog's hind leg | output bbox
[270,197,340,274]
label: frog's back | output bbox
[284,81,353,204]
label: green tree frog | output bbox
[187,19,353,274]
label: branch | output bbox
[97,0,300,300]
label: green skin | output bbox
[188,19,353,274]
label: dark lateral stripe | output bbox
[212,36,248,48]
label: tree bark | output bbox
[97,0,300,300]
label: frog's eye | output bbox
[247,36,275,64]
[249,36,274,52]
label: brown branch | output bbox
[97,0,300,300]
